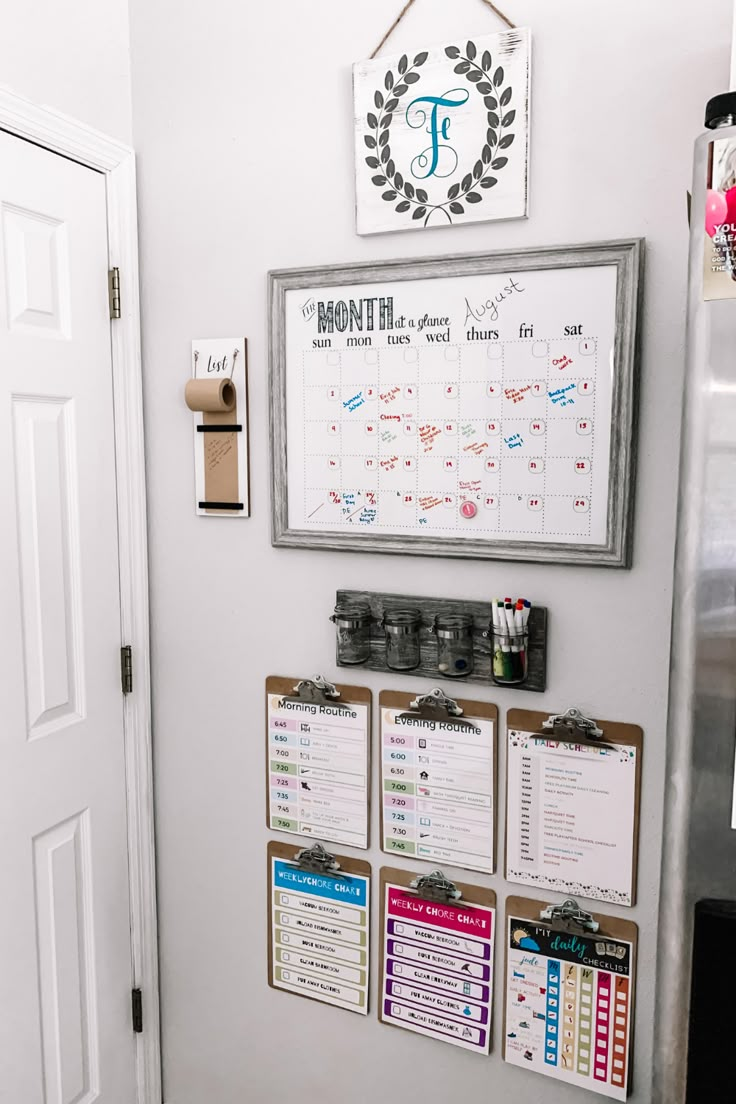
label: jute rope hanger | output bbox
[370,0,516,59]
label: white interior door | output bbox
[0,131,138,1103]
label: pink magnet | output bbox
[460,501,477,519]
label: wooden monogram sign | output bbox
[353,28,531,236]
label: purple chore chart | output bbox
[379,867,496,1054]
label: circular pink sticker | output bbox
[460,501,477,519]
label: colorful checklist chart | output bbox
[379,868,496,1053]
[505,710,642,906]
[266,677,370,849]
[379,691,497,873]
[268,842,371,1014]
[504,898,637,1100]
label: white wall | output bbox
[128,1,731,1101]
[0,0,132,143]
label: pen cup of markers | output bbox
[491,627,528,684]
[431,612,474,678]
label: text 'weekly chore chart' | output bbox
[380,692,496,873]
[504,905,635,1100]
[269,848,370,1015]
[266,678,370,850]
[380,875,495,1053]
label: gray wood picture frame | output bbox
[269,240,643,566]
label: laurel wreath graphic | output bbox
[363,41,516,227]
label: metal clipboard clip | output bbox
[540,898,600,935]
[542,707,613,750]
[397,688,479,733]
[410,869,463,904]
[282,675,354,714]
[293,842,343,876]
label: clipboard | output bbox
[265,675,371,849]
[503,895,638,1099]
[267,839,372,1014]
[379,866,497,1054]
[505,707,643,906]
[379,688,498,873]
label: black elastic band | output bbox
[197,424,242,433]
[198,501,244,511]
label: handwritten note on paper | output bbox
[505,731,637,906]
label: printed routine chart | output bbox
[267,680,370,849]
[284,265,618,545]
[504,911,635,1099]
[506,727,639,905]
[381,879,495,1053]
[269,852,370,1014]
[380,697,496,873]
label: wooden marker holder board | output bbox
[503,895,638,1099]
[265,676,371,849]
[379,689,498,873]
[267,840,372,1014]
[379,866,497,1052]
[505,708,643,907]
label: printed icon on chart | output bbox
[524,1050,534,1062]
[418,785,430,796]
[418,739,427,748]
[517,994,526,1003]
[513,970,525,979]
[507,1032,517,1039]
[419,770,429,780]
[463,982,472,995]
[420,832,430,839]
[462,1027,473,1039]
[533,1011,545,1021]
[420,817,430,826]
[519,1021,530,1030]
[463,1006,472,1017]
[511,927,541,952]
[418,755,429,764]
[300,781,311,791]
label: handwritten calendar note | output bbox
[267,685,369,849]
[283,263,618,549]
[504,914,634,1099]
[505,730,638,905]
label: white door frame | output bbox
[0,87,161,1104]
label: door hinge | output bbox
[121,645,133,695]
[108,267,121,319]
[131,987,143,1033]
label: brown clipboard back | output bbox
[267,839,372,1011]
[502,895,638,1086]
[265,675,372,847]
[378,866,497,1049]
[378,690,498,873]
[505,708,643,907]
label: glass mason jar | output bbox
[432,613,474,677]
[330,601,372,665]
[382,607,422,671]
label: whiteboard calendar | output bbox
[270,242,642,565]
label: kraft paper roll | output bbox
[184,377,236,413]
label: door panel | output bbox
[0,132,137,1104]
[13,395,84,737]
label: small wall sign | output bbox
[353,27,531,236]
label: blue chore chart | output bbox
[268,841,371,1015]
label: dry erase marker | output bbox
[492,599,505,678]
